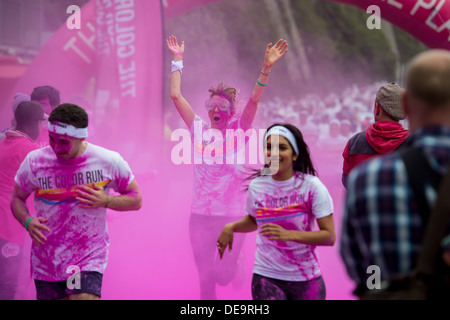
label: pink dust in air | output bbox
[5,1,361,301]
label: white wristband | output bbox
[171,60,183,74]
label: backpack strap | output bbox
[399,147,441,223]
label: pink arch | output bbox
[164,0,450,50]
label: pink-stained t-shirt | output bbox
[14,142,134,281]
[189,114,249,217]
[0,130,39,246]
[246,173,334,282]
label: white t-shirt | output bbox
[15,143,134,281]
[246,173,333,281]
[189,115,248,217]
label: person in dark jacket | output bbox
[342,82,410,188]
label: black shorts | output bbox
[35,271,103,300]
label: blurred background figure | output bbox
[0,93,31,142]
[0,101,44,300]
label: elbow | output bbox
[135,197,143,211]
[327,233,336,246]
[170,91,182,101]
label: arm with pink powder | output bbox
[240,39,289,130]
[167,35,195,128]
[10,184,51,247]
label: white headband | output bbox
[48,121,88,139]
[265,126,299,155]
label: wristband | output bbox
[171,60,183,74]
[25,217,34,231]
[257,79,267,87]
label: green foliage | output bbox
[164,0,426,101]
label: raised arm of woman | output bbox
[240,39,289,131]
[167,35,195,128]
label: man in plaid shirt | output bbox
[340,49,450,297]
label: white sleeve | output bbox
[245,182,257,218]
[14,153,38,194]
[111,153,135,194]
[308,177,334,219]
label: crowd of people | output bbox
[0,35,449,301]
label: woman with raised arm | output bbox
[167,35,288,300]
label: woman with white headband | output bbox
[218,123,336,300]
[167,35,288,299]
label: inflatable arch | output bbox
[164,0,450,50]
[4,0,449,165]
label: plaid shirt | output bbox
[340,125,450,292]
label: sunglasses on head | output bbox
[205,97,231,112]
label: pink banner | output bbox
[164,0,450,50]
[331,0,450,50]
[9,0,163,170]
[94,0,163,169]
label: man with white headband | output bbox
[11,103,142,300]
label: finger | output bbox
[218,243,225,259]
[75,196,93,204]
[75,191,97,201]
[279,42,288,52]
[274,39,283,48]
[93,183,103,190]
[31,230,47,246]
[76,185,95,195]
[37,224,51,233]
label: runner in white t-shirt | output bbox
[11,103,142,300]
[218,123,336,300]
[167,35,288,299]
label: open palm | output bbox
[264,39,288,67]
[167,35,184,57]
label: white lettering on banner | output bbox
[410,0,450,41]
[119,61,137,98]
[387,0,403,10]
[114,0,137,98]
[63,22,96,64]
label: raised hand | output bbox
[167,35,184,59]
[264,39,288,67]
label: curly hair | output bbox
[48,103,88,129]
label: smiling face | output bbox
[49,131,86,160]
[206,95,233,130]
[266,135,298,180]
